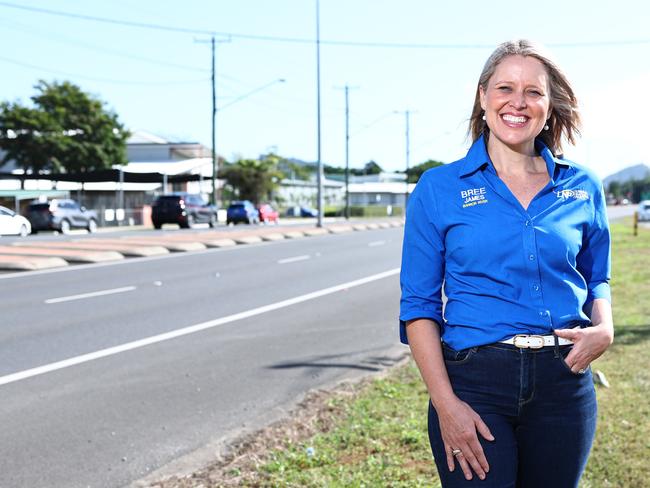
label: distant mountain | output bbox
[603,164,650,187]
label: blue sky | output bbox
[0,0,648,179]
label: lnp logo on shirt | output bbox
[556,189,590,201]
[461,187,488,208]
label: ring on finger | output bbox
[452,448,463,457]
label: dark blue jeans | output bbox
[428,342,597,488]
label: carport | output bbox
[0,189,70,213]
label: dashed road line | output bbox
[45,286,137,304]
[278,254,311,264]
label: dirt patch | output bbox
[142,356,409,487]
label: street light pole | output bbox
[315,0,323,228]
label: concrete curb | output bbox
[0,255,69,271]
[205,239,238,248]
[0,245,124,263]
[303,228,329,237]
[234,236,264,245]
[14,241,169,257]
[4,219,404,272]
[283,231,305,239]
[260,233,286,241]
[328,225,354,234]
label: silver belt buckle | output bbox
[513,334,545,349]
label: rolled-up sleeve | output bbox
[399,175,445,344]
[577,183,611,305]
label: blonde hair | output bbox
[469,39,580,154]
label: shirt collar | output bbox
[459,133,571,186]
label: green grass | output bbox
[227,222,650,488]
[579,222,650,488]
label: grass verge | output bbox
[153,221,649,487]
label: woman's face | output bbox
[479,55,551,152]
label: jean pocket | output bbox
[558,346,589,376]
[442,344,477,365]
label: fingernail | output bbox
[480,474,485,480]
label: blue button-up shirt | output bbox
[399,135,611,350]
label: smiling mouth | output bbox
[501,114,529,125]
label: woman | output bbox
[400,39,613,488]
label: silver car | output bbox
[638,200,650,222]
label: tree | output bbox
[0,80,129,173]
[362,160,382,175]
[406,159,444,183]
[324,160,383,177]
[607,181,621,198]
[218,155,283,204]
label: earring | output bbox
[482,114,486,121]
[544,124,549,131]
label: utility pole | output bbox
[395,109,414,209]
[315,0,323,227]
[210,35,217,206]
[335,84,359,219]
[405,109,411,206]
[195,35,229,206]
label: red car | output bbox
[257,204,280,224]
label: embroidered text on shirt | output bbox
[556,189,589,201]
[461,187,489,208]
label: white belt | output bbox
[499,333,573,349]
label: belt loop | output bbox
[553,333,560,358]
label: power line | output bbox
[0,55,209,85]
[0,17,209,73]
[1,2,649,49]
[0,1,216,36]
[350,111,395,137]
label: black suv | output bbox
[26,199,98,234]
[151,193,218,229]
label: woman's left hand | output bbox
[554,324,614,374]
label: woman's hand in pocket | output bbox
[555,324,614,374]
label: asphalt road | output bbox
[0,226,406,488]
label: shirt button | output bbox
[533,284,540,291]
[529,254,535,261]
[525,220,532,227]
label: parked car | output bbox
[226,201,260,225]
[26,199,98,234]
[151,193,218,229]
[638,200,650,222]
[286,206,319,218]
[257,203,280,224]
[0,205,31,236]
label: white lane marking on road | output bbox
[278,254,310,264]
[45,286,137,304]
[368,240,386,247]
[0,268,400,387]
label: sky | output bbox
[0,0,649,180]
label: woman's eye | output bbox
[497,86,511,92]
